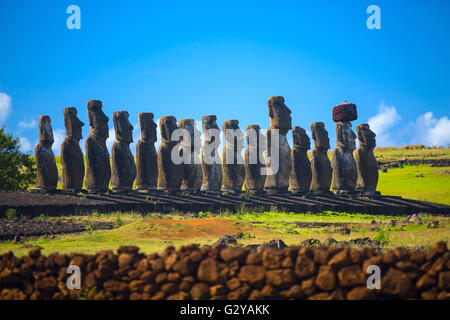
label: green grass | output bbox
[1,211,448,257]
[377,165,450,204]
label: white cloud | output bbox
[0,92,12,124]
[18,118,37,129]
[368,102,402,146]
[19,137,32,152]
[411,112,450,147]
[52,129,66,155]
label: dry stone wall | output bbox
[0,242,449,300]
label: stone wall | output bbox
[0,243,449,300]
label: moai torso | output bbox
[264,96,292,193]
[135,113,158,191]
[201,115,222,192]
[157,116,183,190]
[179,119,202,191]
[244,125,266,192]
[221,120,245,193]
[289,126,312,194]
[310,122,332,194]
[85,100,111,192]
[111,111,136,191]
[35,116,58,191]
[355,123,379,195]
[61,107,85,191]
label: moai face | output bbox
[223,119,243,147]
[311,122,330,150]
[113,111,133,143]
[268,96,292,134]
[292,126,310,150]
[179,119,201,152]
[357,123,376,148]
[39,116,54,146]
[87,100,109,140]
[160,116,178,144]
[246,125,262,148]
[139,113,157,143]
[64,107,84,140]
[202,115,220,145]
[336,122,356,151]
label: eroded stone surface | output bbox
[201,115,222,192]
[179,119,202,192]
[111,111,136,192]
[85,100,111,192]
[355,123,379,195]
[310,122,332,194]
[289,126,312,194]
[35,116,58,191]
[135,113,158,191]
[244,125,266,193]
[332,121,357,195]
[264,96,292,193]
[221,120,245,193]
[157,116,183,191]
[61,107,85,191]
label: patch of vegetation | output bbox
[0,126,36,190]
[115,213,123,227]
[374,228,389,244]
[5,208,18,219]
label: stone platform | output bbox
[0,191,449,217]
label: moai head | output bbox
[63,107,84,141]
[113,111,133,144]
[223,119,243,147]
[138,113,157,143]
[87,100,109,140]
[268,96,292,134]
[246,125,263,149]
[292,126,310,150]
[202,115,220,145]
[311,122,330,150]
[336,121,356,151]
[179,119,201,152]
[357,123,376,148]
[39,115,54,147]
[159,116,178,144]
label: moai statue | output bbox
[244,125,266,194]
[178,119,202,192]
[289,126,312,194]
[221,120,245,194]
[157,116,183,191]
[85,100,111,192]
[61,107,85,192]
[34,116,58,191]
[331,101,358,195]
[310,122,332,194]
[264,96,292,194]
[111,111,136,192]
[135,113,158,192]
[355,123,379,195]
[200,115,222,192]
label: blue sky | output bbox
[0,0,449,155]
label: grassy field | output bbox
[0,211,449,257]
[378,165,450,205]
[4,148,448,256]
[373,147,450,162]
